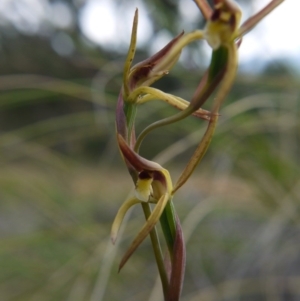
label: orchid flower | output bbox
[173,0,285,193]
[112,131,186,301]
[117,9,211,147]
[111,134,173,269]
[112,134,186,300]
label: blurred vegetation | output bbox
[0,1,300,301]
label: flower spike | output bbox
[113,1,285,297]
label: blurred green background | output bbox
[1,0,300,301]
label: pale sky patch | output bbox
[239,0,300,65]
[79,0,152,51]
[0,0,298,69]
[79,0,299,70]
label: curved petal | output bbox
[118,193,170,271]
[129,32,185,89]
[135,86,211,121]
[173,43,238,193]
[117,134,163,172]
[111,197,141,244]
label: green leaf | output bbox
[160,200,176,256]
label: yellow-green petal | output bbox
[111,197,141,244]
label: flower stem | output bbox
[141,203,169,300]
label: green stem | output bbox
[141,203,169,300]
[124,98,169,299]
